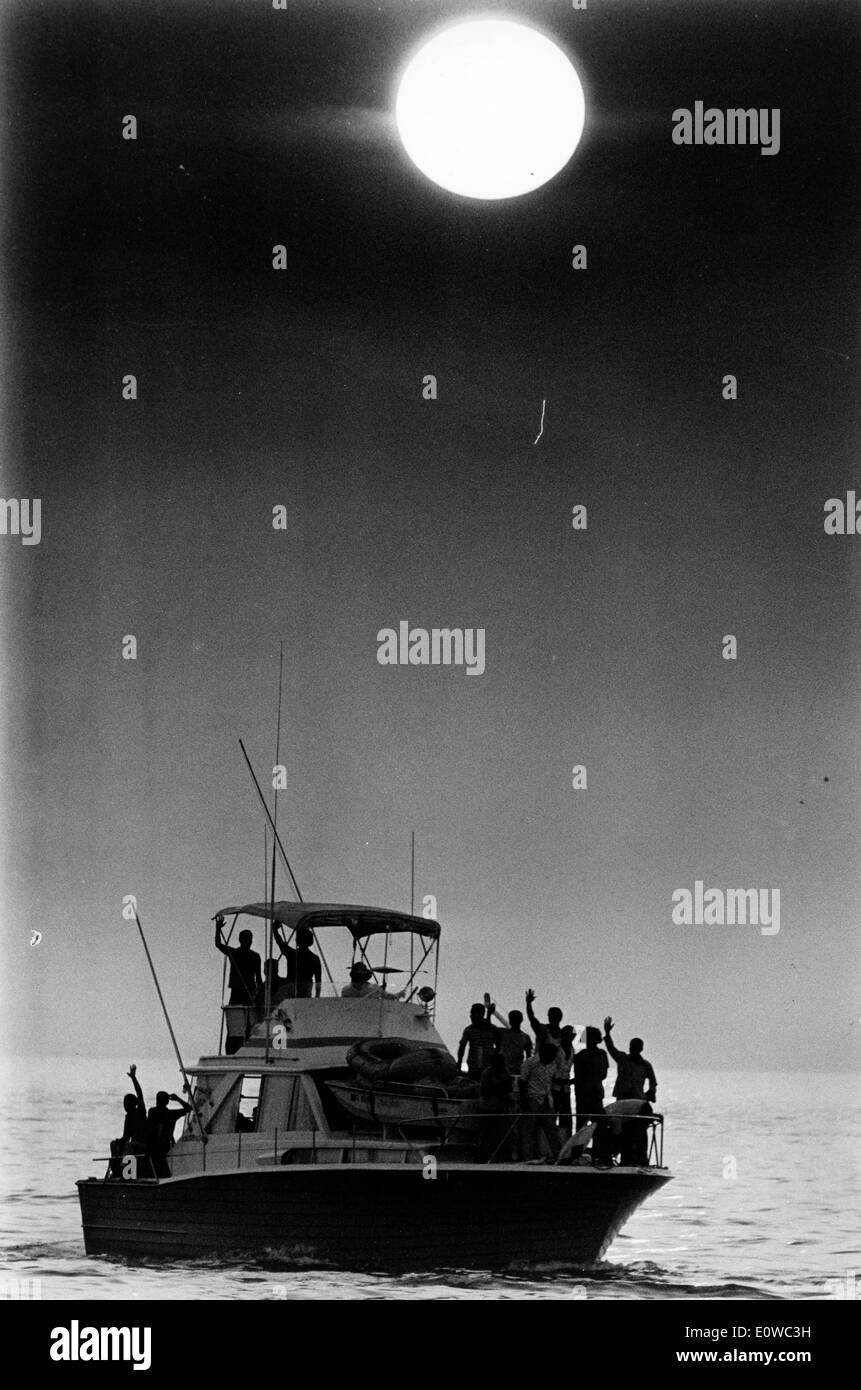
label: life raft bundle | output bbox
[347,1037,459,1086]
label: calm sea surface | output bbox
[1,1058,858,1301]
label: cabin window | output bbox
[257,1075,298,1130]
[291,1078,318,1131]
[202,1076,241,1135]
[183,1079,217,1137]
[237,1074,261,1131]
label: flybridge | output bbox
[214,901,443,1056]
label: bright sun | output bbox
[395,19,586,201]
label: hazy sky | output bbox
[2,0,859,1073]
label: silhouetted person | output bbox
[524,989,564,1049]
[110,1063,147,1176]
[525,990,568,1135]
[121,1063,147,1145]
[573,1026,609,1129]
[478,1054,513,1162]
[294,925,322,998]
[457,1003,499,1079]
[272,919,298,997]
[603,1017,657,1103]
[552,1025,576,1140]
[341,961,375,996]
[519,1042,562,1160]
[604,1017,657,1166]
[572,1026,610,1162]
[255,957,284,1015]
[145,1090,192,1178]
[214,916,262,1005]
[486,1002,533,1075]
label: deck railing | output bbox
[97,1110,665,1181]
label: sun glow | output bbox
[395,20,586,200]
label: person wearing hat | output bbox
[340,962,379,998]
[340,961,404,999]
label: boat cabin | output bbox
[167,901,470,1175]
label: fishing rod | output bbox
[133,910,207,1145]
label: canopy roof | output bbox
[214,901,441,941]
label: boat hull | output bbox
[77,1165,670,1271]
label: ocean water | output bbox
[0,1058,858,1301]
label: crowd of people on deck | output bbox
[458,992,658,1166]
[109,922,657,1175]
[209,920,660,1166]
[109,949,659,1177]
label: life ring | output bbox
[347,1037,458,1085]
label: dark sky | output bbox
[3,0,859,1070]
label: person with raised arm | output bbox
[525,989,568,1134]
[603,1016,657,1103]
[110,1063,148,1176]
[483,993,533,1075]
[144,1089,192,1179]
[271,919,298,997]
[122,1063,147,1146]
[524,988,564,1049]
[293,925,322,999]
[457,1003,499,1079]
[603,1016,657,1166]
[214,914,262,1005]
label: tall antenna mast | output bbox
[265,642,284,1064]
[410,831,415,979]
[410,831,415,916]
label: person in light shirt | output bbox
[518,1042,561,1160]
[340,962,378,997]
[340,962,403,1000]
[551,1025,576,1141]
[484,995,533,1075]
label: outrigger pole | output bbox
[238,738,302,901]
[237,737,336,987]
[132,910,207,1144]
